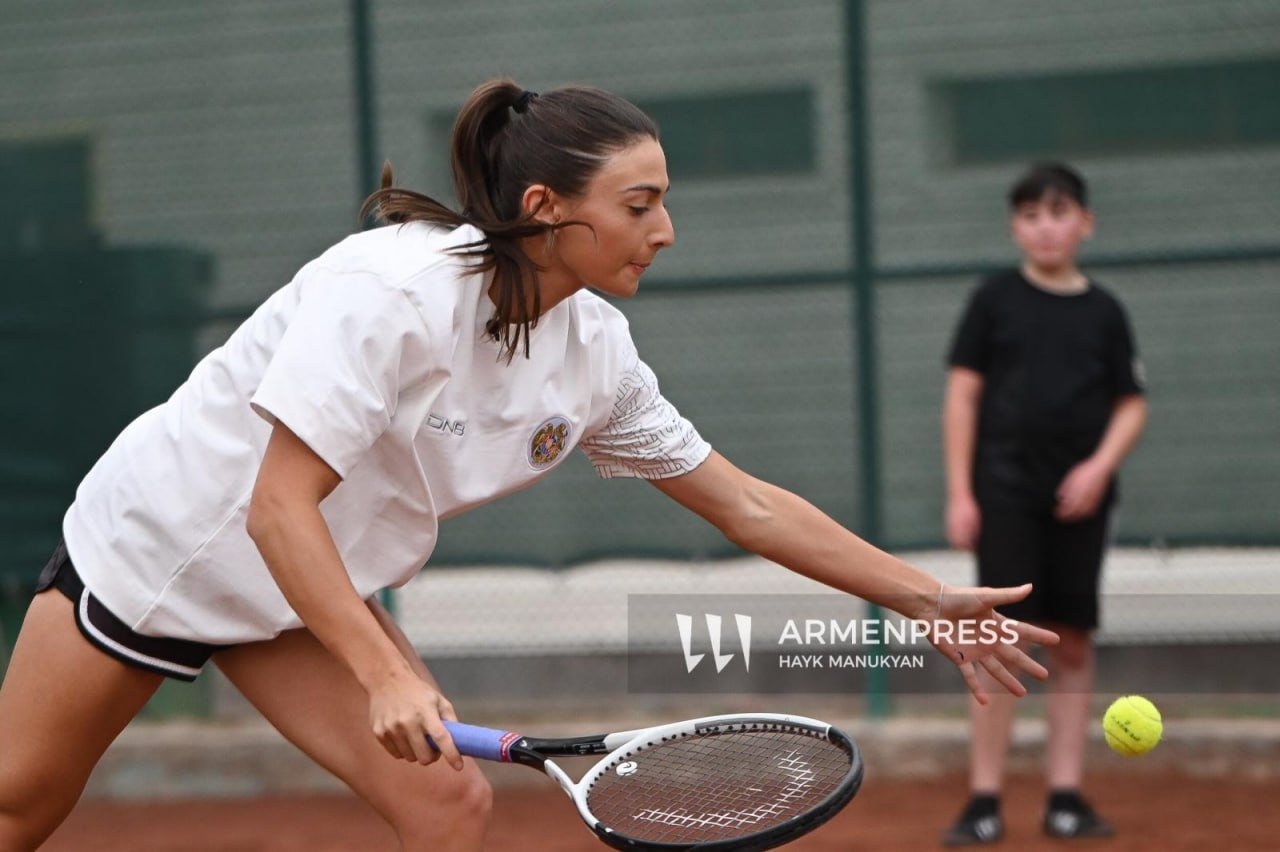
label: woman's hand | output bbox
[368,666,463,769]
[926,583,1059,705]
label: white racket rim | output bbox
[543,712,841,838]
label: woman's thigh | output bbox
[212,628,490,848]
[0,591,163,848]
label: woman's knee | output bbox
[387,763,493,844]
[0,805,69,852]
[0,761,89,852]
[0,815,42,852]
[455,767,494,824]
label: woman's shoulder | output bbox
[566,289,632,344]
[315,222,485,287]
[285,223,487,344]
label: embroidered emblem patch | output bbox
[528,416,571,470]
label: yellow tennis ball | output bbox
[1103,695,1162,756]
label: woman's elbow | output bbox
[245,500,271,545]
[245,488,291,545]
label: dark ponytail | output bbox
[360,78,659,360]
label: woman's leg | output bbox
[0,591,163,851]
[213,628,492,852]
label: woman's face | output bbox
[535,138,676,300]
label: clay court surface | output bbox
[45,771,1276,851]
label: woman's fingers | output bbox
[367,676,465,768]
[930,589,1060,699]
[393,729,422,764]
[380,735,404,761]
[405,720,441,765]
[979,656,1026,697]
[998,641,1049,680]
[426,718,463,770]
[1005,618,1060,647]
[977,584,1033,607]
[957,661,987,705]
[935,638,969,668]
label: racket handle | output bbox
[430,721,521,763]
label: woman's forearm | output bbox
[727,480,939,621]
[368,597,436,684]
[247,500,412,691]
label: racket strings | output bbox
[585,728,852,844]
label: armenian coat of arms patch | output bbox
[528,416,571,470]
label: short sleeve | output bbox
[579,348,712,480]
[947,282,991,373]
[1109,300,1146,397]
[250,271,431,477]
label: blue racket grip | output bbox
[429,721,521,763]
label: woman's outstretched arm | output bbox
[651,451,1059,702]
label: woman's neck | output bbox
[504,235,584,318]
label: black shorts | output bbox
[976,504,1111,630]
[35,541,228,681]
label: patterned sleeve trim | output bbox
[579,356,711,480]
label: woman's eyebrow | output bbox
[620,183,668,194]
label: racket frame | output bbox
[506,712,863,851]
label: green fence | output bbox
[427,252,1280,566]
[2,1,1278,673]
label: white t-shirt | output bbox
[63,223,710,644]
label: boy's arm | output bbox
[1055,394,1148,521]
[943,367,984,550]
[1091,393,1148,473]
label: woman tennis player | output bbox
[0,79,1057,851]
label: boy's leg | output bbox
[0,591,163,850]
[1041,509,1113,838]
[968,688,1019,793]
[213,626,492,852]
[944,504,1047,845]
[969,502,1047,792]
[1044,625,1094,790]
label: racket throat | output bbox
[542,759,577,798]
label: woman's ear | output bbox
[521,185,560,224]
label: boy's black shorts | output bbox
[976,503,1110,630]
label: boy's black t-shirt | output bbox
[947,269,1145,511]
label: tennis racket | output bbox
[435,712,862,850]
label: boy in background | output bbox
[942,163,1148,844]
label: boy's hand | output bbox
[946,493,982,551]
[1055,457,1111,521]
